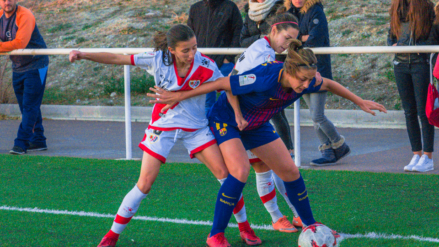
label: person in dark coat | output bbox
[188,0,243,114]
[284,0,350,166]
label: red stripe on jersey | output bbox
[114,215,132,224]
[147,126,198,132]
[180,65,214,91]
[264,36,271,46]
[201,53,214,62]
[151,103,167,124]
[233,197,245,214]
[174,59,195,86]
[249,158,261,163]
[130,55,135,66]
[138,143,167,163]
[189,139,217,159]
[260,189,276,204]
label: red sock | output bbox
[104,230,119,239]
[238,220,251,232]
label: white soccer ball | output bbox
[298,223,341,247]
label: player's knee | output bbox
[136,180,153,194]
[232,166,250,182]
[252,161,271,173]
[213,167,229,180]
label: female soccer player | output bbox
[69,24,260,247]
[231,11,305,232]
[148,39,387,246]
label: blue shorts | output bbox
[209,120,280,150]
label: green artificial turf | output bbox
[0,154,438,246]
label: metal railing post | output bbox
[124,57,132,160]
[294,100,301,167]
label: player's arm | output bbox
[226,91,248,130]
[148,76,232,107]
[319,78,387,116]
[0,9,35,52]
[69,50,131,65]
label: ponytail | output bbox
[284,39,317,77]
[152,24,196,66]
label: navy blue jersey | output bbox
[208,61,322,130]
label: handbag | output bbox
[426,54,439,127]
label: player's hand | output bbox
[359,100,387,116]
[69,50,83,63]
[315,72,323,85]
[235,114,248,131]
[147,86,181,108]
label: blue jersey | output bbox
[208,62,322,130]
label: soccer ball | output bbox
[298,223,341,247]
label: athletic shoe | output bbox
[272,216,298,233]
[206,233,230,247]
[292,216,303,228]
[28,142,48,152]
[412,155,434,172]
[9,146,26,155]
[310,143,336,166]
[240,228,262,246]
[97,236,118,247]
[332,136,350,162]
[404,154,420,172]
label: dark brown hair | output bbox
[267,8,299,34]
[153,24,195,66]
[389,0,434,40]
[284,39,317,77]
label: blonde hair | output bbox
[284,39,317,77]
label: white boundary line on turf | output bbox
[1,205,438,243]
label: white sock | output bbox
[218,178,247,223]
[110,185,147,234]
[256,170,283,223]
[272,172,299,218]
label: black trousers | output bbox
[394,62,434,152]
[271,109,294,150]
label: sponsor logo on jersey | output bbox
[153,130,163,135]
[201,58,210,67]
[239,74,257,86]
[269,98,280,101]
[189,80,201,89]
[265,54,271,62]
[149,134,159,143]
[238,52,246,62]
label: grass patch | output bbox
[47,23,73,33]
[102,73,155,95]
[0,154,438,246]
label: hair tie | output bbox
[271,21,298,28]
[294,45,304,51]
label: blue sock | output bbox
[283,174,316,226]
[210,174,246,237]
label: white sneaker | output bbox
[404,155,420,172]
[412,155,434,172]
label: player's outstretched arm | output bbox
[69,50,131,65]
[147,76,232,111]
[319,78,387,116]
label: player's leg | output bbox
[251,138,316,227]
[187,127,260,245]
[98,129,173,247]
[271,172,303,227]
[249,155,297,232]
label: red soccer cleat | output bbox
[292,216,303,228]
[238,222,262,246]
[97,236,118,247]
[206,233,231,247]
[272,216,298,233]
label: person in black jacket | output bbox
[284,0,350,166]
[188,0,243,115]
[388,0,435,172]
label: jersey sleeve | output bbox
[302,78,323,94]
[0,7,35,52]
[130,52,155,70]
[229,64,277,95]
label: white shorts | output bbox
[247,150,261,163]
[138,126,216,163]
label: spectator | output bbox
[240,0,296,157]
[188,0,243,114]
[388,0,435,172]
[284,0,350,166]
[0,1,49,155]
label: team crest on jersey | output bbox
[189,80,201,89]
[239,74,257,86]
[219,127,227,136]
[149,134,159,143]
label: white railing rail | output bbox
[1,46,437,164]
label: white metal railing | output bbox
[1,46,438,164]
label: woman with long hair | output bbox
[388,0,435,172]
[148,39,386,246]
[69,24,260,247]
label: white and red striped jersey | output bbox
[131,50,223,131]
[234,36,275,74]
